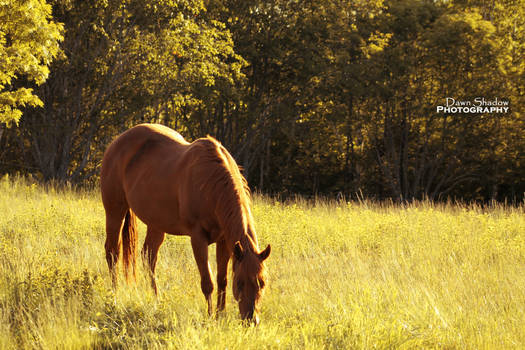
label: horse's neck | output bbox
[244,224,258,249]
[226,223,252,248]
[215,194,257,251]
[223,216,258,254]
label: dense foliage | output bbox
[0,0,523,201]
[0,0,62,125]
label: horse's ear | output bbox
[234,241,244,261]
[259,244,271,261]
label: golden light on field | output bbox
[0,176,524,349]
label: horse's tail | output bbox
[122,209,138,282]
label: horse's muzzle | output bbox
[242,310,260,326]
[252,314,260,326]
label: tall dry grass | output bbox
[1,175,524,349]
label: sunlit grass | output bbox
[1,175,524,349]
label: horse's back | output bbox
[101,124,189,212]
[103,123,187,169]
[103,123,186,159]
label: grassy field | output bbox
[0,175,524,349]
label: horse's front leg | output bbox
[216,239,230,314]
[191,232,214,316]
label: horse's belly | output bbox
[136,205,187,234]
[124,177,189,235]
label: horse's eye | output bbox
[259,280,265,289]
[238,281,244,291]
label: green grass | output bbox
[1,175,524,349]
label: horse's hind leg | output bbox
[104,207,127,289]
[142,226,165,295]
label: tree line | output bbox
[0,0,523,201]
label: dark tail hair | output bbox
[122,209,138,281]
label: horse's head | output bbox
[232,241,271,325]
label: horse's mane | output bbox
[189,137,258,251]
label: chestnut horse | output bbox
[100,124,271,323]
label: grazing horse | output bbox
[100,124,271,324]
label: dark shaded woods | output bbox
[1,0,523,202]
